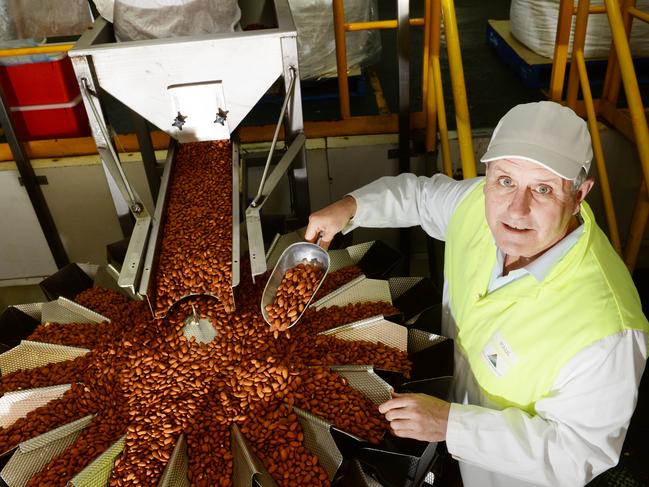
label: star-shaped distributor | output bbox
[0,264,410,486]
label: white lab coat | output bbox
[346,173,647,487]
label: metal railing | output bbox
[548,0,649,270]
[332,0,476,178]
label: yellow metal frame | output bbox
[549,0,649,270]
[0,43,73,57]
[332,0,475,178]
[0,3,476,179]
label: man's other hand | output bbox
[378,392,450,442]
[304,195,357,250]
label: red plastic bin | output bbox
[0,52,80,106]
[9,94,91,141]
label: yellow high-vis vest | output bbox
[445,182,648,414]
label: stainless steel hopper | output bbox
[67,0,308,309]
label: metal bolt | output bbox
[214,108,229,125]
[172,112,187,130]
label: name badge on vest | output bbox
[481,331,518,377]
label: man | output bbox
[304,101,648,487]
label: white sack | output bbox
[113,0,241,41]
[289,0,381,80]
[92,0,114,23]
[0,0,92,41]
[510,0,649,59]
[95,0,381,81]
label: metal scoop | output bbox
[261,240,330,329]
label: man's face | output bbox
[484,158,589,261]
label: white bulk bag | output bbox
[288,0,381,80]
[510,0,649,59]
[111,0,241,41]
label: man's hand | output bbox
[378,392,450,442]
[304,196,357,250]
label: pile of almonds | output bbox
[151,140,235,316]
[0,261,411,486]
[0,141,414,486]
[27,321,124,349]
[314,264,364,300]
[0,383,97,452]
[265,261,325,335]
[0,355,92,395]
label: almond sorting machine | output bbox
[0,239,453,487]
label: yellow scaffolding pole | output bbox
[422,0,432,132]
[0,43,73,57]
[628,5,649,22]
[570,0,621,251]
[345,19,425,30]
[440,0,476,178]
[625,183,649,270]
[549,0,574,101]
[429,0,452,175]
[549,3,607,102]
[601,0,635,108]
[332,0,351,120]
[550,0,649,269]
[331,0,474,178]
[575,51,622,251]
[604,0,649,268]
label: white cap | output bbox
[480,101,593,180]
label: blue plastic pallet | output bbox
[486,19,649,89]
[261,71,367,105]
